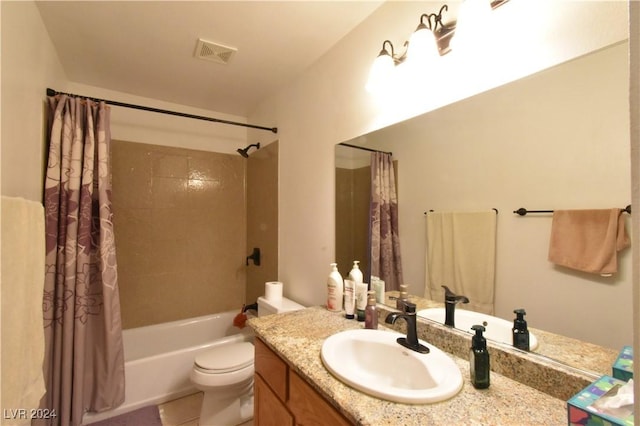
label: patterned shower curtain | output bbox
[39,95,124,426]
[369,152,403,291]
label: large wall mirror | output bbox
[335,41,631,375]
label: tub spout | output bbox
[243,302,258,313]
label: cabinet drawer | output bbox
[255,338,288,401]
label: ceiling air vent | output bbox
[194,39,237,65]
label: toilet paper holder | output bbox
[246,247,261,266]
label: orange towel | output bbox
[548,208,630,275]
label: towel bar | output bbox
[513,205,631,216]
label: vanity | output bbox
[248,306,568,425]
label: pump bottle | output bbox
[470,324,490,389]
[348,261,363,283]
[326,263,344,312]
[364,290,378,329]
[512,309,530,351]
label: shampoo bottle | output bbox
[364,290,378,329]
[470,324,490,389]
[326,263,344,312]
[348,261,363,283]
[512,309,530,351]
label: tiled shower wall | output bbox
[335,165,370,279]
[111,140,247,329]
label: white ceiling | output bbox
[36,1,384,117]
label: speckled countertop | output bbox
[248,306,568,426]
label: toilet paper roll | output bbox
[264,281,283,302]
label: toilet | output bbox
[190,296,304,426]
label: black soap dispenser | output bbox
[470,325,490,389]
[512,309,530,351]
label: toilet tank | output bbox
[257,296,304,317]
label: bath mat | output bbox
[89,405,162,426]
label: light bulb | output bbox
[407,26,439,69]
[366,51,394,94]
[451,0,493,52]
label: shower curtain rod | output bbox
[46,88,278,134]
[513,205,632,216]
[338,142,392,156]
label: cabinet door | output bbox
[255,338,288,401]
[255,373,294,426]
[288,370,352,426]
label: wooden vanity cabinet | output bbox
[254,338,352,426]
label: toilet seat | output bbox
[194,342,254,373]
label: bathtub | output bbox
[83,310,253,424]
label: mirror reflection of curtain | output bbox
[39,95,125,426]
[369,152,403,291]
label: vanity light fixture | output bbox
[366,0,509,94]
[366,5,450,93]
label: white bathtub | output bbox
[83,310,253,424]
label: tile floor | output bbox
[158,392,253,426]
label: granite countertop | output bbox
[248,306,568,426]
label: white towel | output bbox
[425,211,497,314]
[1,196,46,422]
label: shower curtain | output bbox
[369,152,403,291]
[39,95,125,426]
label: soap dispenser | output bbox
[512,309,530,351]
[326,263,344,312]
[470,325,490,389]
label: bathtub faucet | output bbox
[243,302,258,313]
[442,285,469,328]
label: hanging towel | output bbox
[425,211,497,314]
[548,208,630,276]
[1,196,46,423]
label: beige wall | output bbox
[1,1,68,202]
[112,140,247,328]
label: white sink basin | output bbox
[416,308,539,351]
[320,329,463,404]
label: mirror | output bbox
[335,41,631,375]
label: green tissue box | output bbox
[567,375,634,426]
[612,345,633,382]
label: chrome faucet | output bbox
[385,301,430,354]
[442,285,469,328]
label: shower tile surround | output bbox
[335,166,371,280]
[112,140,247,329]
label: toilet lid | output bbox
[194,342,254,373]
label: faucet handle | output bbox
[400,301,416,314]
